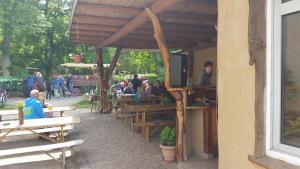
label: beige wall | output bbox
[192,47,217,85]
[218,0,264,169]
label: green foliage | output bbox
[73,98,92,109]
[118,51,164,75]
[160,126,176,146]
[0,104,17,110]
[112,73,163,82]
[0,0,165,81]
[0,0,97,79]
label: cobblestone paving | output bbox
[70,111,177,169]
[0,108,217,169]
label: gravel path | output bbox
[7,96,84,107]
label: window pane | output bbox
[282,0,294,3]
[281,12,300,148]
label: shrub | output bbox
[160,126,176,146]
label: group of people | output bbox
[24,72,46,97]
[24,72,74,100]
[46,74,74,100]
[111,74,173,102]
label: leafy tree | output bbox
[0,0,39,77]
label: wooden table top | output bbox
[124,103,176,112]
[0,116,80,130]
[43,106,75,113]
[0,106,75,115]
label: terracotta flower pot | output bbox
[160,144,176,162]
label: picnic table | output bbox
[0,116,82,168]
[124,103,176,140]
[0,106,75,121]
[43,106,75,117]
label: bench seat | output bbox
[0,140,84,157]
[134,120,175,142]
[0,125,75,142]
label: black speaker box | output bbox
[169,54,187,87]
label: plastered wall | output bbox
[217,0,265,168]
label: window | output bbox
[268,0,300,166]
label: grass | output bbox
[0,104,17,110]
[73,97,92,109]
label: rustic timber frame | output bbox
[248,0,299,168]
[69,0,218,162]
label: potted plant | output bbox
[160,126,176,162]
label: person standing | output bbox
[52,76,60,100]
[58,75,66,97]
[131,74,142,93]
[36,72,46,92]
[46,78,52,99]
[199,61,214,86]
[25,74,36,96]
[68,75,74,97]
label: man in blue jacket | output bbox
[24,90,46,119]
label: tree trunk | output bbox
[96,49,110,113]
[1,34,11,77]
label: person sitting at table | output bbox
[24,89,46,119]
[124,82,134,94]
[151,80,165,97]
[145,81,153,98]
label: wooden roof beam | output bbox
[126,34,213,43]
[71,24,121,32]
[71,23,216,35]
[142,23,216,33]
[169,0,217,15]
[96,0,184,48]
[159,12,217,26]
[70,30,113,37]
[75,2,141,19]
[71,27,215,39]
[72,15,128,27]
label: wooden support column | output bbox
[105,48,122,79]
[96,48,106,113]
[187,51,193,86]
[146,8,184,161]
[96,48,122,113]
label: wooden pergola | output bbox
[69,0,217,161]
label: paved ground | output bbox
[1,97,218,169]
[7,96,83,107]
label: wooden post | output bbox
[187,51,193,87]
[96,48,106,113]
[106,48,122,79]
[96,48,122,113]
[145,8,184,161]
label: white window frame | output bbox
[266,0,300,166]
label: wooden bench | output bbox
[0,125,75,142]
[0,140,84,168]
[0,116,82,168]
[135,120,175,142]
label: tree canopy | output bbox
[0,0,164,80]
